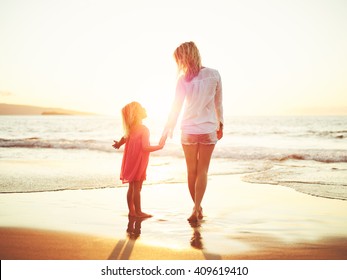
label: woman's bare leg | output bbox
[182,144,199,202]
[183,143,215,221]
[194,144,215,217]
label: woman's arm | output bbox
[142,127,164,152]
[215,72,224,140]
[164,78,185,138]
[214,71,223,126]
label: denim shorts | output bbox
[181,132,218,145]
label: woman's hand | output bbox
[217,122,223,140]
[162,126,173,139]
[159,134,167,148]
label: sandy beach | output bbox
[1,174,347,260]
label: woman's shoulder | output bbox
[202,67,219,74]
[199,67,221,79]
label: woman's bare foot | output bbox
[197,207,203,220]
[187,209,198,222]
[188,207,203,222]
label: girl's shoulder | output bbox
[139,124,149,133]
[130,124,149,135]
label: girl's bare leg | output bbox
[133,180,152,218]
[127,183,136,217]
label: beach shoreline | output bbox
[1,174,347,260]
[1,227,347,260]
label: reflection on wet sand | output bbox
[108,216,148,259]
[126,216,147,240]
[189,221,203,250]
[188,220,223,260]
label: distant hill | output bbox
[0,103,95,115]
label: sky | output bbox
[0,0,346,117]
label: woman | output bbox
[163,41,224,222]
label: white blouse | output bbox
[167,67,223,134]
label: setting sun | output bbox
[1,0,346,116]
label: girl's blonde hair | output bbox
[174,41,202,82]
[121,101,143,137]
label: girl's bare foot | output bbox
[128,212,137,217]
[136,212,153,218]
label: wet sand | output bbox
[1,175,347,259]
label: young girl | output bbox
[113,101,166,218]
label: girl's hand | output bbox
[112,137,126,149]
[112,140,121,149]
[112,141,119,149]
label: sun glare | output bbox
[141,93,172,131]
[1,1,346,116]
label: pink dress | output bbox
[120,125,150,184]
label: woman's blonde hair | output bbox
[174,41,202,82]
[121,101,143,137]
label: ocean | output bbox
[0,115,346,200]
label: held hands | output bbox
[162,126,173,139]
[159,134,167,149]
[157,126,170,149]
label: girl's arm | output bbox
[142,127,164,152]
[112,136,126,149]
